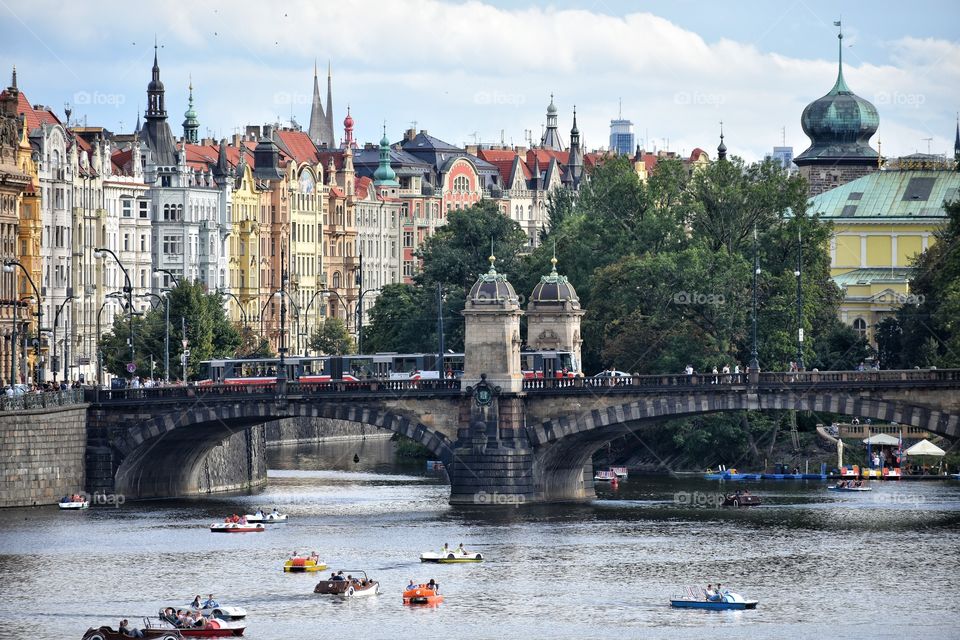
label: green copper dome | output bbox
[373,124,399,186]
[796,32,878,166]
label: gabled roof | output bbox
[275,129,320,165]
[476,149,520,184]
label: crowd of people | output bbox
[327,570,376,589]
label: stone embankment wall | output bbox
[264,416,389,445]
[195,425,268,495]
[0,405,88,507]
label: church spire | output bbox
[324,60,335,148]
[831,20,850,94]
[717,121,727,161]
[308,60,327,146]
[182,76,199,143]
[373,122,399,187]
[564,106,583,190]
[540,93,563,151]
[954,114,960,168]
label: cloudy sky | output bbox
[2,0,958,161]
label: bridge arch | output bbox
[527,390,959,502]
[110,400,456,499]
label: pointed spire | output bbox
[324,60,334,148]
[10,65,16,89]
[954,113,959,161]
[550,241,558,276]
[831,20,850,94]
[717,120,727,161]
[308,61,326,145]
[488,237,497,274]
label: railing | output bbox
[523,373,749,391]
[0,388,85,412]
[85,378,462,403]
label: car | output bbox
[593,370,632,378]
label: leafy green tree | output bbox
[415,201,528,289]
[808,321,874,371]
[309,318,356,355]
[99,281,241,380]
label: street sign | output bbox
[182,339,189,348]
[126,362,136,374]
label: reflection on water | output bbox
[0,440,958,640]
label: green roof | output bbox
[808,170,960,220]
[832,267,913,287]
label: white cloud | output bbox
[2,0,956,161]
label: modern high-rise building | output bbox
[609,118,634,156]
[765,146,794,171]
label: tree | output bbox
[99,281,241,380]
[309,318,355,355]
[415,201,528,289]
[236,325,274,358]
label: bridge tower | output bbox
[450,253,533,504]
[526,254,584,373]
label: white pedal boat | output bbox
[420,551,483,563]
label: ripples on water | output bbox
[0,439,958,640]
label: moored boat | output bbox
[403,583,444,606]
[313,570,380,597]
[59,494,89,510]
[209,522,264,533]
[594,470,617,481]
[610,466,628,478]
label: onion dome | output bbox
[547,93,557,115]
[795,29,879,166]
[373,123,398,186]
[468,253,518,306]
[529,255,579,308]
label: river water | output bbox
[1,438,958,640]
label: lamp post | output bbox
[94,248,134,377]
[4,260,43,384]
[795,225,804,371]
[52,295,76,383]
[96,292,124,387]
[153,268,180,288]
[217,289,248,328]
[437,283,445,376]
[749,225,760,374]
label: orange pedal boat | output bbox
[403,584,444,606]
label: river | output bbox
[1,438,958,640]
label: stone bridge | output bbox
[85,368,960,503]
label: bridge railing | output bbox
[523,373,749,391]
[85,378,463,403]
[0,388,85,412]
[758,369,960,387]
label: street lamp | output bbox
[355,287,380,355]
[94,247,135,377]
[749,225,760,374]
[4,260,43,384]
[153,268,180,289]
[53,295,76,383]
[217,289,248,329]
[96,292,124,387]
[795,225,804,371]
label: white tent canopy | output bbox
[904,439,946,457]
[862,433,900,446]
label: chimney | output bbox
[232,133,242,148]
[405,128,416,141]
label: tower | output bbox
[954,115,959,170]
[140,44,178,167]
[253,126,282,181]
[563,107,583,190]
[540,94,563,151]
[182,78,199,144]
[372,124,399,187]
[526,252,584,372]
[717,122,727,161]
[307,61,335,148]
[794,22,879,195]
[461,252,523,393]
[342,108,354,197]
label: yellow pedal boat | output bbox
[284,557,328,572]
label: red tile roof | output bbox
[355,176,372,199]
[0,89,62,132]
[526,149,569,167]
[477,149,520,184]
[276,129,319,165]
[329,186,344,197]
[689,147,708,162]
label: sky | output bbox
[2,0,958,162]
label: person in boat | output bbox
[427,578,439,593]
[406,578,416,590]
[704,585,716,600]
[190,595,201,609]
[176,610,190,628]
[309,551,319,563]
[162,608,178,625]
[190,611,207,628]
[238,515,247,524]
[202,594,219,609]
[119,619,144,638]
[329,572,338,581]
[271,507,281,516]
[291,550,300,559]
[441,542,451,555]
[457,542,468,556]
[255,507,264,517]
[333,571,346,581]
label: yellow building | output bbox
[287,160,326,344]
[228,158,262,326]
[808,167,960,342]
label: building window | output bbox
[403,231,413,248]
[853,318,867,339]
[121,198,132,218]
[162,235,183,255]
[453,175,469,192]
[403,261,413,276]
[332,271,341,288]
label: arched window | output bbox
[853,318,867,339]
[453,175,469,192]
[332,271,341,288]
